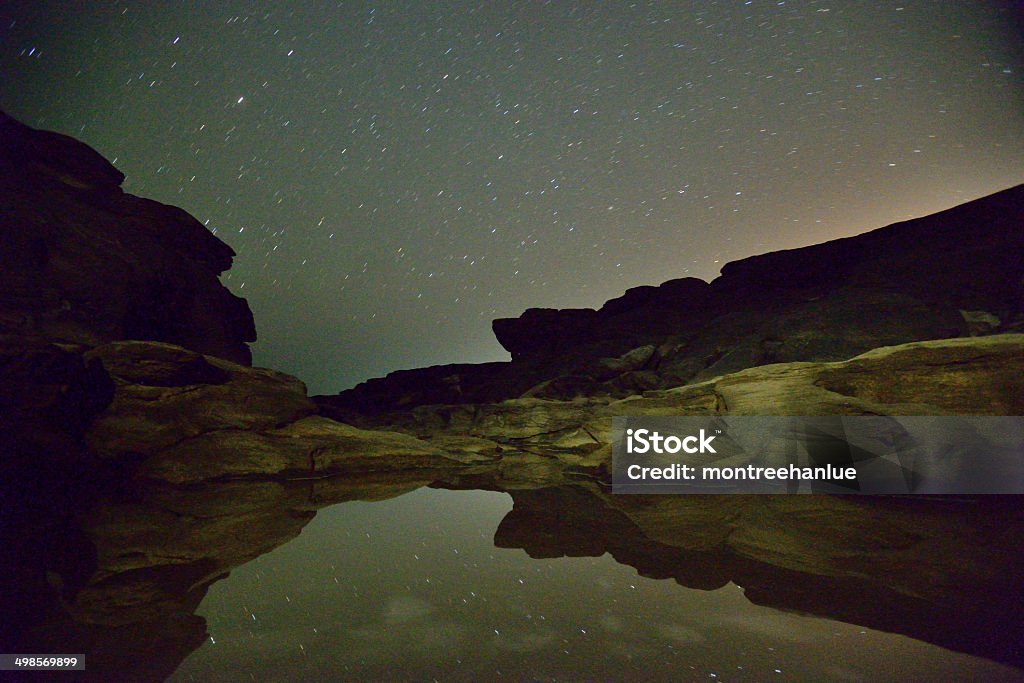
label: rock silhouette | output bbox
[0,110,255,365]
[320,183,1023,413]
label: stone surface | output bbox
[85,341,316,464]
[137,415,469,484]
[0,110,255,364]
[348,335,1024,475]
[82,341,475,483]
[616,333,1024,418]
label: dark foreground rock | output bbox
[0,110,255,365]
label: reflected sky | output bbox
[169,488,1024,682]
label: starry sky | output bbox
[2,1,1021,394]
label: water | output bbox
[166,487,1024,682]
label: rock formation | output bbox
[84,341,490,485]
[0,115,483,677]
[2,115,1022,679]
[326,335,1024,480]
[0,110,493,498]
[0,110,255,365]
[320,184,1023,413]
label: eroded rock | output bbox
[0,110,256,364]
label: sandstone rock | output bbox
[85,341,316,462]
[598,277,711,318]
[422,397,610,452]
[597,344,657,374]
[138,416,467,484]
[601,369,662,396]
[321,334,1023,499]
[616,334,1024,418]
[376,334,1024,475]
[960,309,1002,335]
[658,286,966,385]
[492,307,601,360]
[316,360,548,419]
[520,373,607,400]
[79,341,479,483]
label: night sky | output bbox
[2,2,1021,394]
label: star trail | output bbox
[2,1,1021,393]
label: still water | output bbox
[168,487,1023,682]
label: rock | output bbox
[492,307,601,360]
[322,185,1023,411]
[86,339,231,387]
[316,361,539,418]
[0,110,256,364]
[659,286,966,385]
[492,278,712,361]
[597,344,657,374]
[0,335,113,501]
[598,277,711,318]
[960,309,1002,336]
[371,335,1024,471]
[423,434,507,462]
[138,416,468,484]
[78,340,477,483]
[411,398,610,453]
[711,185,1024,316]
[0,335,114,452]
[617,334,1024,418]
[520,374,608,400]
[601,369,662,395]
[85,341,316,463]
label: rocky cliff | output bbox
[0,113,490,498]
[320,184,1023,415]
[0,110,255,365]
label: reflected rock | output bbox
[491,484,1024,667]
[7,475,434,682]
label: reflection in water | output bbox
[6,477,1024,681]
[4,474,436,682]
